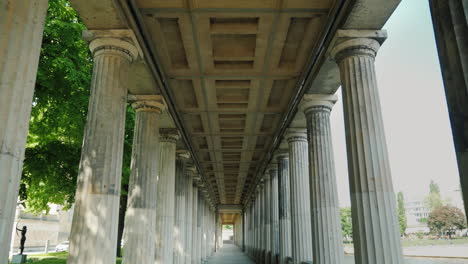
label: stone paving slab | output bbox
[206,244,255,264]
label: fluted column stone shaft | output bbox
[68,33,138,264]
[192,184,199,264]
[197,192,204,262]
[263,175,272,263]
[259,182,266,262]
[185,168,195,264]
[286,130,313,264]
[0,1,48,261]
[254,188,261,260]
[331,30,403,264]
[268,163,280,263]
[302,95,345,264]
[122,97,165,264]
[155,129,179,264]
[276,151,292,264]
[174,151,189,264]
[202,201,207,259]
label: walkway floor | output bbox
[206,243,255,264]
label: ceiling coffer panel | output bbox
[138,0,334,204]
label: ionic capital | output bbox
[300,94,337,114]
[159,128,180,143]
[84,30,140,61]
[330,30,387,63]
[285,128,308,143]
[186,164,198,177]
[263,172,271,180]
[267,162,278,173]
[176,149,191,160]
[273,149,289,161]
[128,95,166,113]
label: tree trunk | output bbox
[117,184,129,258]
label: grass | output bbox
[11,252,122,264]
[401,237,468,247]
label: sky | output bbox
[331,0,464,209]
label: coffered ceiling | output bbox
[134,0,336,204]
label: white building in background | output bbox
[405,199,431,234]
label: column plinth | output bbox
[122,96,165,264]
[0,1,48,260]
[331,30,403,264]
[155,129,180,264]
[301,95,345,264]
[286,129,313,264]
[275,151,293,264]
[68,32,138,264]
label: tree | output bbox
[425,180,443,211]
[340,207,353,241]
[16,0,137,258]
[19,0,92,213]
[397,192,407,235]
[427,205,466,238]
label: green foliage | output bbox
[340,207,353,240]
[425,180,444,211]
[427,205,466,238]
[20,0,135,214]
[397,192,407,235]
[20,0,92,213]
[223,225,233,230]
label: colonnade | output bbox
[244,30,404,264]
[1,1,467,264]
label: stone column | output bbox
[331,30,403,264]
[301,95,345,264]
[192,183,199,264]
[122,96,165,264]
[0,1,48,260]
[197,191,204,263]
[68,31,138,264]
[286,129,313,264]
[155,129,180,264]
[275,150,293,264]
[256,186,262,262]
[263,174,272,263]
[268,163,280,264]
[201,198,208,260]
[174,150,190,264]
[185,166,195,264]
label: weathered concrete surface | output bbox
[122,97,164,264]
[429,0,468,222]
[331,30,403,264]
[68,32,138,264]
[302,95,345,264]
[275,151,293,264]
[0,1,48,262]
[286,129,313,264]
[155,129,179,264]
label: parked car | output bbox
[55,241,69,252]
